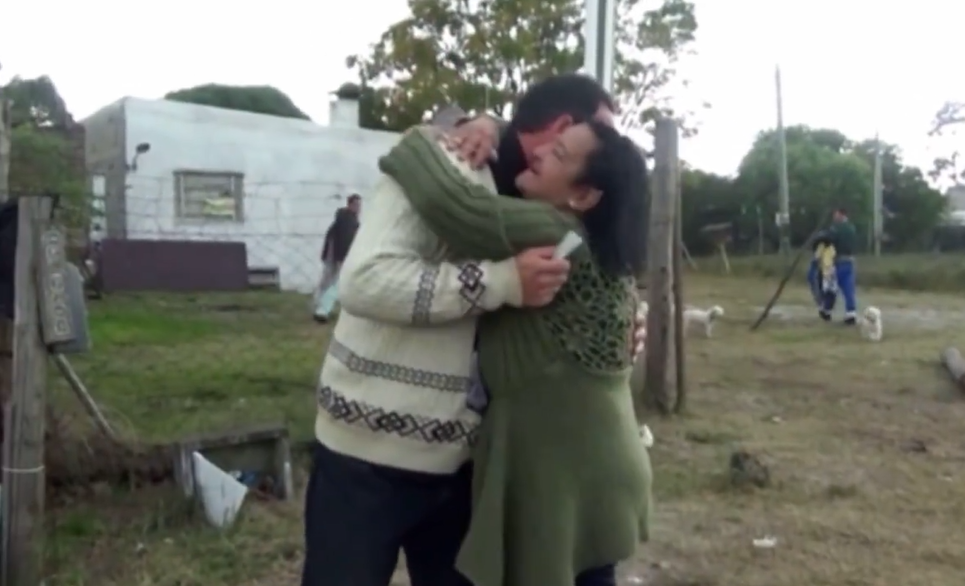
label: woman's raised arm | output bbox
[378,128,579,260]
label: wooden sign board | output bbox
[38,225,75,345]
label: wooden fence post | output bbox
[0,97,11,449]
[1,194,52,586]
[0,98,9,202]
[643,118,681,415]
[671,150,687,413]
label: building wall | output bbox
[118,98,399,293]
[81,101,128,239]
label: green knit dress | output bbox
[379,128,652,586]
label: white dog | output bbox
[683,305,725,338]
[859,306,883,342]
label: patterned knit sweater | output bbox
[379,128,653,586]
[313,138,524,474]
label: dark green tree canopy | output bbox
[679,125,947,254]
[2,75,73,128]
[164,84,310,120]
[0,74,88,224]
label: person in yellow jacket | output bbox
[807,233,837,321]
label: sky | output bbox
[0,0,960,179]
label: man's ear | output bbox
[547,114,574,134]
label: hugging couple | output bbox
[302,73,653,586]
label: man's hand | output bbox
[514,246,570,307]
[631,312,646,362]
[442,115,501,169]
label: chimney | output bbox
[330,83,361,129]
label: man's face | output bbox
[517,103,615,165]
[833,211,845,223]
[348,198,361,214]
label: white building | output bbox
[81,91,399,293]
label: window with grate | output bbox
[174,171,245,222]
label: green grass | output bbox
[42,274,965,585]
[52,292,329,441]
[704,252,965,293]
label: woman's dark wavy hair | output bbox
[576,120,650,277]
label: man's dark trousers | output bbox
[301,442,619,586]
[301,441,473,586]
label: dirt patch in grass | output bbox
[43,276,965,585]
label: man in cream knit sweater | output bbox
[302,74,622,586]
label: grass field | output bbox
[44,264,965,585]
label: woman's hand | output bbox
[442,115,501,169]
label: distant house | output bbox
[943,185,965,226]
[81,90,399,293]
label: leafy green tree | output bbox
[8,125,88,221]
[736,125,874,247]
[164,84,310,120]
[680,168,741,255]
[347,0,702,134]
[852,139,946,251]
[2,75,73,128]
[0,75,88,225]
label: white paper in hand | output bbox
[553,231,583,259]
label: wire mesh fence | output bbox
[41,179,349,493]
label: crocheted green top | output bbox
[379,128,652,586]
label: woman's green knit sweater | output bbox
[379,128,652,586]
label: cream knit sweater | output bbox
[314,147,524,474]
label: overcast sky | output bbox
[1,0,959,179]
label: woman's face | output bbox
[515,123,602,213]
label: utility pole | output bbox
[0,69,9,204]
[583,0,616,92]
[775,66,791,255]
[872,134,883,256]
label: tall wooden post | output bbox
[1,195,51,586]
[671,157,687,414]
[872,135,883,256]
[0,98,9,203]
[643,118,680,415]
[775,66,791,254]
[0,91,11,455]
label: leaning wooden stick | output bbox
[749,215,829,332]
[53,353,116,440]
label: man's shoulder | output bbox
[405,125,497,193]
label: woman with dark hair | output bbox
[379,120,652,586]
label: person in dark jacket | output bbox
[313,194,361,322]
[814,207,859,324]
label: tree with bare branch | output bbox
[929,101,963,185]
